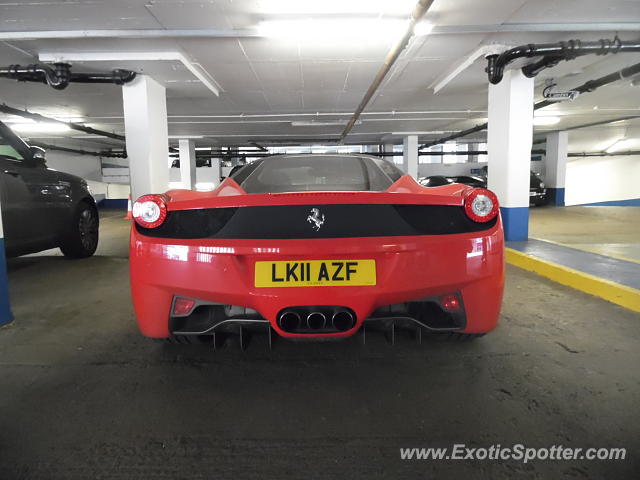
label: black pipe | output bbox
[534,62,640,110]
[420,61,640,150]
[420,123,488,150]
[369,149,640,158]
[32,142,127,158]
[0,103,125,142]
[0,63,136,90]
[486,36,640,84]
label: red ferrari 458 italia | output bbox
[130,154,504,346]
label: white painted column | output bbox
[178,139,196,189]
[364,145,379,154]
[122,75,169,200]
[545,131,568,206]
[487,69,534,241]
[382,143,396,164]
[0,204,12,326]
[402,135,419,178]
[211,158,221,187]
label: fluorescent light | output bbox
[257,18,407,41]
[532,116,561,126]
[258,0,417,15]
[605,138,637,153]
[291,120,360,127]
[10,122,71,133]
[413,22,433,36]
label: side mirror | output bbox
[30,146,46,164]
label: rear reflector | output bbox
[440,293,462,312]
[173,297,196,316]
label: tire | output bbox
[60,201,99,258]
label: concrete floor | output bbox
[529,206,640,263]
[0,212,638,479]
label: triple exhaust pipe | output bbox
[278,308,355,332]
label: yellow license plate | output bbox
[255,259,376,287]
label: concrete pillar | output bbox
[122,75,169,200]
[178,139,196,190]
[382,143,396,163]
[402,135,419,178]
[545,131,568,206]
[0,205,12,326]
[211,158,221,187]
[487,69,534,241]
[364,145,379,154]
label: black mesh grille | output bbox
[136,204,497,239]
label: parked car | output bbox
[130,154,504,344]
[529,171,547,206]
[0,121,98,258]
[479,166,547,206]
[447,175,487,188]
[418,175,453,187]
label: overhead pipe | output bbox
[420,61,640,150]
[485,36,640,84]
[0,103,125,142]
[340,0,435,140]
[0,63,136,90]
[32,142,127,158]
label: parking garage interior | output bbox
[0,1,639,478]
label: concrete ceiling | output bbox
[0,0,639,154]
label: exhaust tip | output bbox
[332,310,355,331]
[278,311,301,332]
[307,312,327,330]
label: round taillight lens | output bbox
[464,188,499,223]
[132,194,168,228]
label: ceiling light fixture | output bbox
[605,138,636,153]
[532,116,561,126]
[413,21,433,36]
[258,0,418,15]
[256,18,408,41]
[9,122,71,133]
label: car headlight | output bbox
[539,182,545,188]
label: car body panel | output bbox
[130,160,504,340]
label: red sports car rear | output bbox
[129,154,504,344]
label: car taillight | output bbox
[132,194,168,228]
[463,188,499,223]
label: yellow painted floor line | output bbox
[505,248,640,313]
[531,236,640,265]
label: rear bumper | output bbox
[130,220,504,338]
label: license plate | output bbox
[255,259,376,287]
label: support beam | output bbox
[178,139,196,190]
[545,131,568,206]
[0,205,13,327]
[402,135,419,178]
[122,75,170,200]
[487,69,534,241]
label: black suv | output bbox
[0,121,98,258]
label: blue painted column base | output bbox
[500,207,529,242]
[0,239,13,326]
[547,188,565,206]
